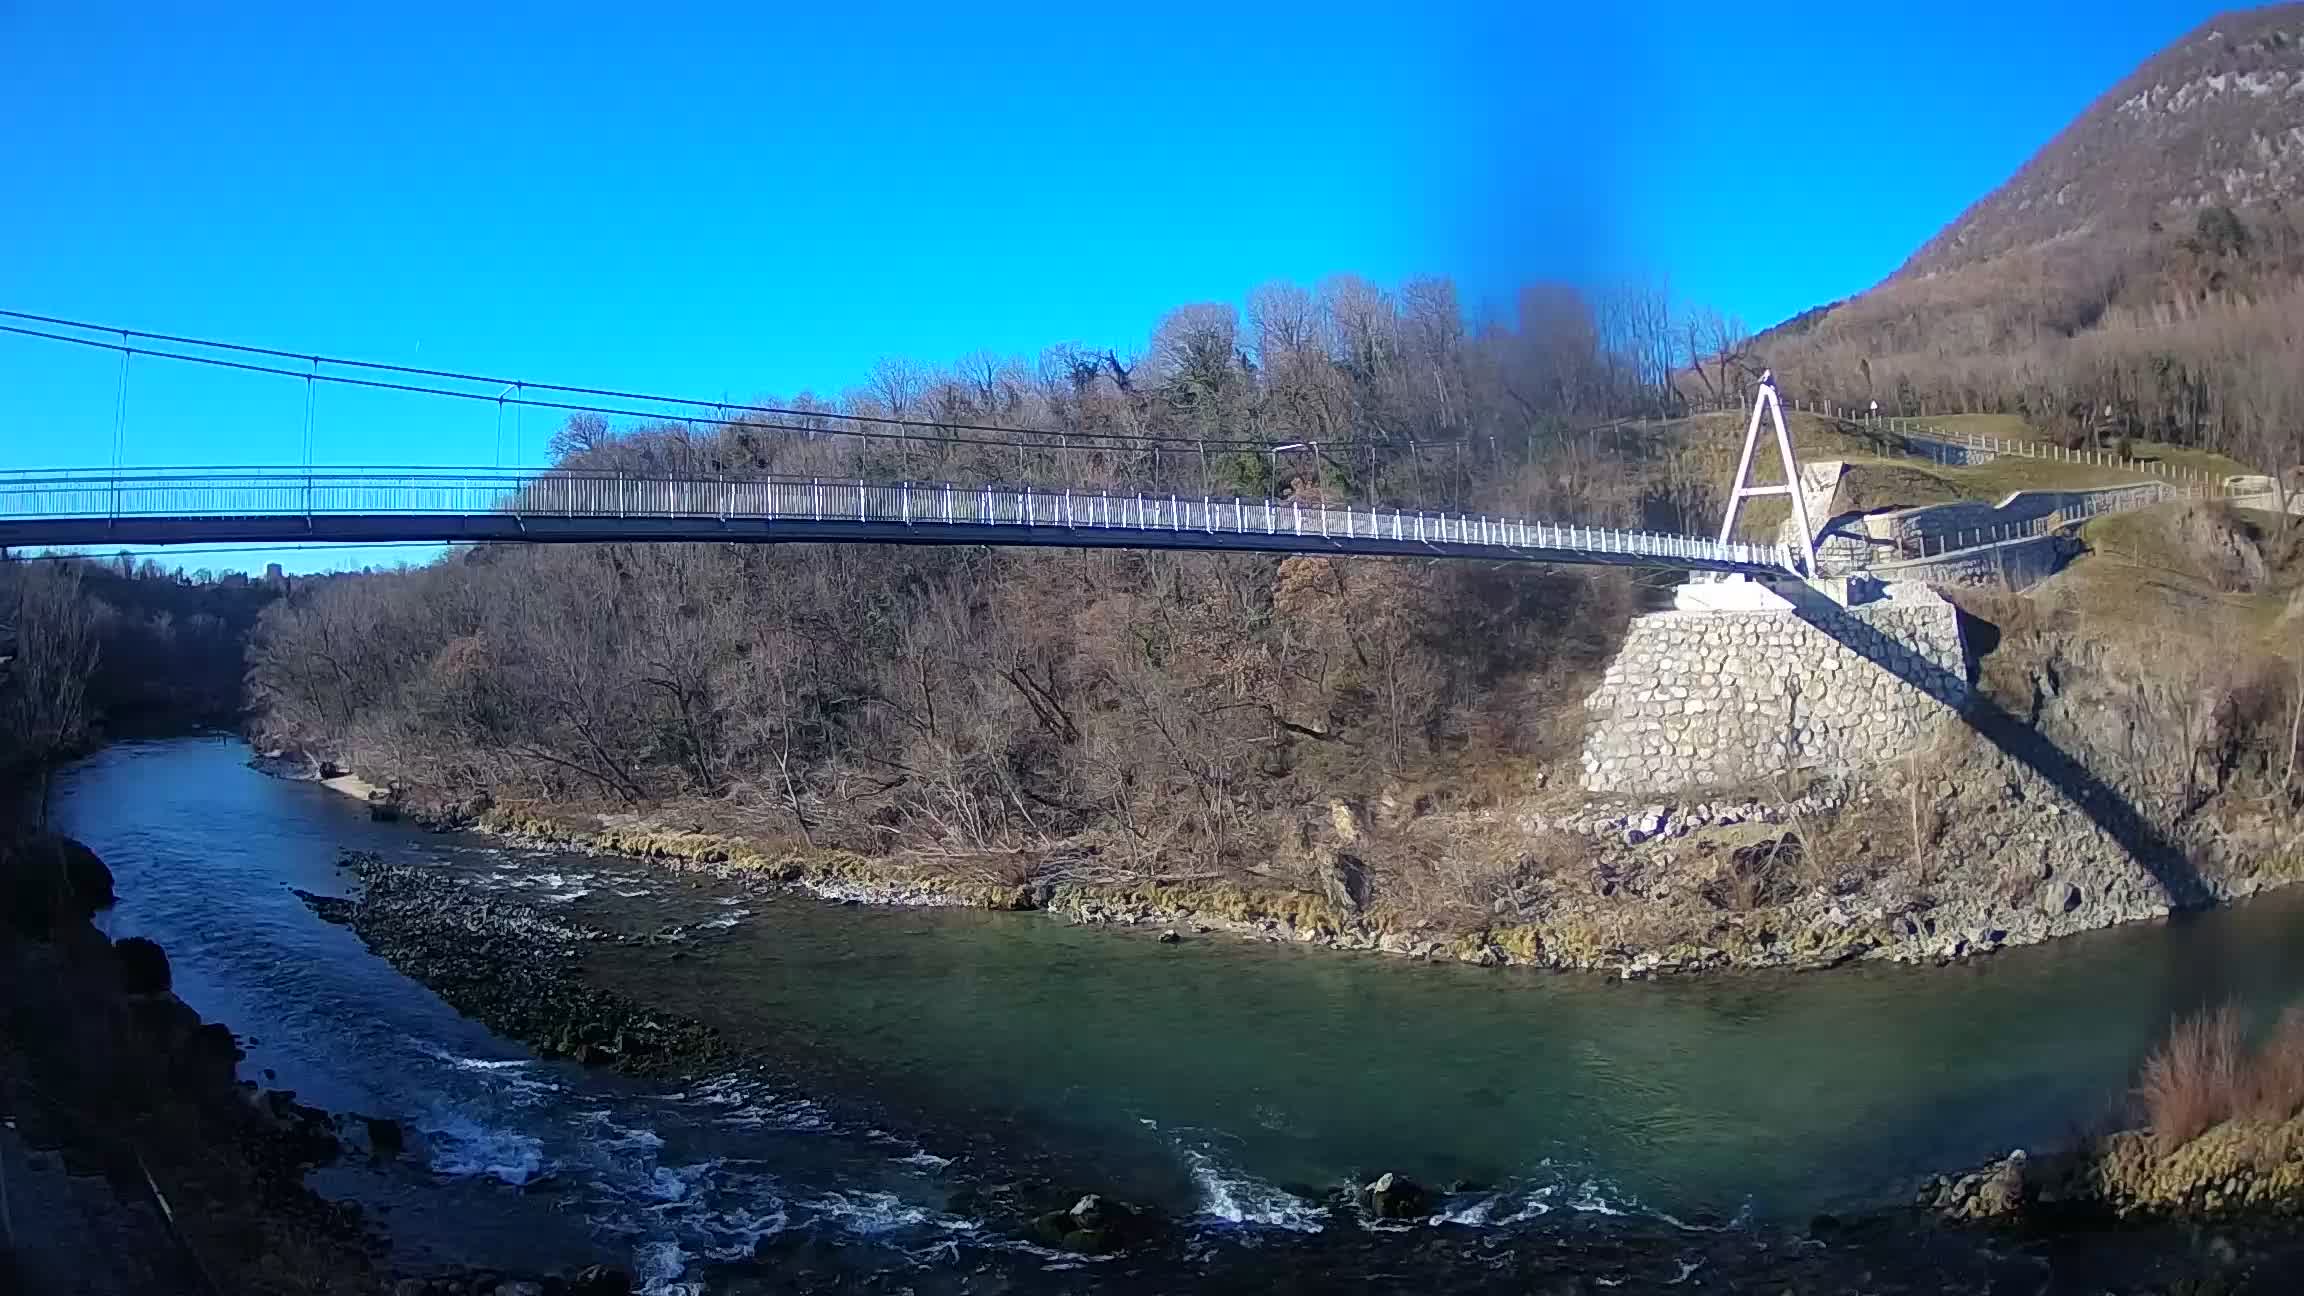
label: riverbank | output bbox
[313,719,2300,980]
[0,828,632,1295]
[0,828,374,1294]
[310,838,2304,1294]
[43,738,2304,1293]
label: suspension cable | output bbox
[0,320,1325,456]
[0,308,1398,453]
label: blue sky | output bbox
[0,0,2244,570]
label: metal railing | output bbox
[1884,481,2184,562]
[1666,395,2234,491]
[0,466,1795,573]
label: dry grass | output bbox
[2136,1003,2304,1154]
[1362,822,1590,928]
[1666,410,2199,542]
[2137,1006,2243,1153]
[2063,502,2303,643]
[1921,413,2037,443]
[1914,414,2259,483]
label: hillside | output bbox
[1902,5,2304,279]
[1753,5,2304,477]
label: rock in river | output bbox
[1364,1171,1431,1220]
[1031,1192,1164,1253]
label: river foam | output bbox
[1184,1147,1330,1232]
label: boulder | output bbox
[1318,850,1370,913]
[1364,1171,1430,1221]
[115,936,172,994]
[568,1266,634,1296]
[54,835,116,912]
[1030,1193,1158,1254]
[2037,880,2082,917]
[1971,1151,2028,1217]
[364,1115,406,1161]
[1925,1151,2031,1222]
[2,833,116,936]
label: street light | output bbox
[1268,441,1309,485]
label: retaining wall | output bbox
[1866,533,2077,592]
[1899,435,1998,467]
[1579,583,1968,795]
[1864,483,2171,554]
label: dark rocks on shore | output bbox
[385,1266,633,1295]
[1921,1147,2116,1226]
[314,851,728,1077]
[115,934,172,993]
[364,1114,407,1161]
[293,886,356,925]
[407,790,494,832]
[2,831,372,1291]
[2,831,116,936]
[570,1263,635,1294]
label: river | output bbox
[48,737,2304,1292]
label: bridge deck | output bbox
[0,469,1790,574]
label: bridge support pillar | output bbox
[1578,580,1968,796]
[1717,371,1819,578]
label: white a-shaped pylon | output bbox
[1716,371,1817,577]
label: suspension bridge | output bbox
[0,313,1798,575]
[0,468,1789,572]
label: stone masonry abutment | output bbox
[1579,579,1968,795]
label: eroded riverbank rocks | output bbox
[422,747,2206,980]
[1927,1113,2304,1226]
[1521,792,1844,845]
[316,852,728,1075]
[0,831,375,1293]
[310,631,2302,983]
[2,830,648,1295]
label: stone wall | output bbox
[1866,533,2077,592]
[1863,483,2170,554]
[1898,434,1998,467]
[1579,583,1968,795]
[1764,461,1894,577]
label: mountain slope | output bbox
[1900,4,2304,280]
[1750,6,2304,467]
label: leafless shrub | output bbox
[2137,1004,2246,1154]
[2133,1002,2304,1154]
